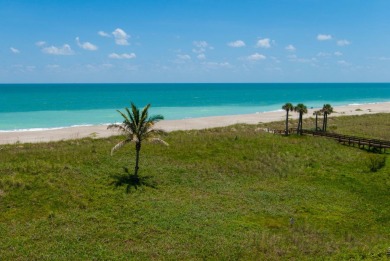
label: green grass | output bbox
[1,114,389,260]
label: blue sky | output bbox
[1,0,390,83]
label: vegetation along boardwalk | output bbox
[301,129,390,153]
[268,128,390,153]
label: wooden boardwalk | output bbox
[301,129,390,153]
[268,128,390,153]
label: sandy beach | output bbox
[1,102,389,145]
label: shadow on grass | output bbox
[111,167,157,193]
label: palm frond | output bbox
[107,123,128,133]
[282,103,294,111]
[109,103,168,155]
[140,104,151,124]
[116,109,129,123]
[149,114,164,122]
[111,139,131,155]
[146,128,167,136]
[148,138,169,146]
[131,103,140,126]
[125,107,135,123]
[294,103,308,114]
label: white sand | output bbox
[0,102,389,145]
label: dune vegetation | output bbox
[0,113,389,260]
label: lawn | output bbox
[0,113,389,260]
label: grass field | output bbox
[0,113,389,260]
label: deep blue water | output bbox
[0,83,389,131]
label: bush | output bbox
[366,154,386,172]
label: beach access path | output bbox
[1,102,389,145]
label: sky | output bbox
[1,0,390,83]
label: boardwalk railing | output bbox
[267,128,390,152]
[301,129,390,153]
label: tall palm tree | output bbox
[282,102,294,135]
[108,103,168,177]
[321,104,334,132]
[313,110,322,131]
[294,103,308,134]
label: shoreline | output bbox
[1,102,389,145]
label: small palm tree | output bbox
[294,103,308,134]
[321,104,334,132]
[108,103,168,177]
[313,110,322,131]
[282,102,294,135]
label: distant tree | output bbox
[282,103,294,135]
[313,110,323,131]
[321,104,334,132]
[108,103,168,177]
[294,103,308,134]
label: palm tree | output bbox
[282,103,294,135]
[108,103,168,177]
[313,110,322,131]
[294,103,308,134]
[321,104,334,132]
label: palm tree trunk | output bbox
[322,114,326,132]
[324,114,328,132]
[299,113,303,134]
[285,110,289,135]
[297,113,302,134]
[134,142,141,177]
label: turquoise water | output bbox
[1,83,389,131]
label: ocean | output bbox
[1,83,390,131]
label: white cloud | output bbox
[197,54,206,60]
[378,57,390,61]
[202,62,231,68]
[98,31,111,37]
[317,52,331,57]
[85,63,114,72]
[108,53,136,59]
[193,41,208,48]
[256,38,271,48]
[192,41,212,54]
[337,60,350,66]
[247,53,266,61]
[36,41,46,47]
[228,40,246,48]
[11,64,36,72]
[317,34,332,41]
[285,44,296,52]
[334,51,343,56]
[46,64,60,70]
[288,55,317,64]
[177,54,191,60]
[287,54,297,59]
[270,56,281,63]
[112,28,130,45]
[337,39,351,46]
[42,44,74,55]
[76,37,98,51]
[192,48,205,54]
[10,47,20,54]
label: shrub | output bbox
[366,154,386,172]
